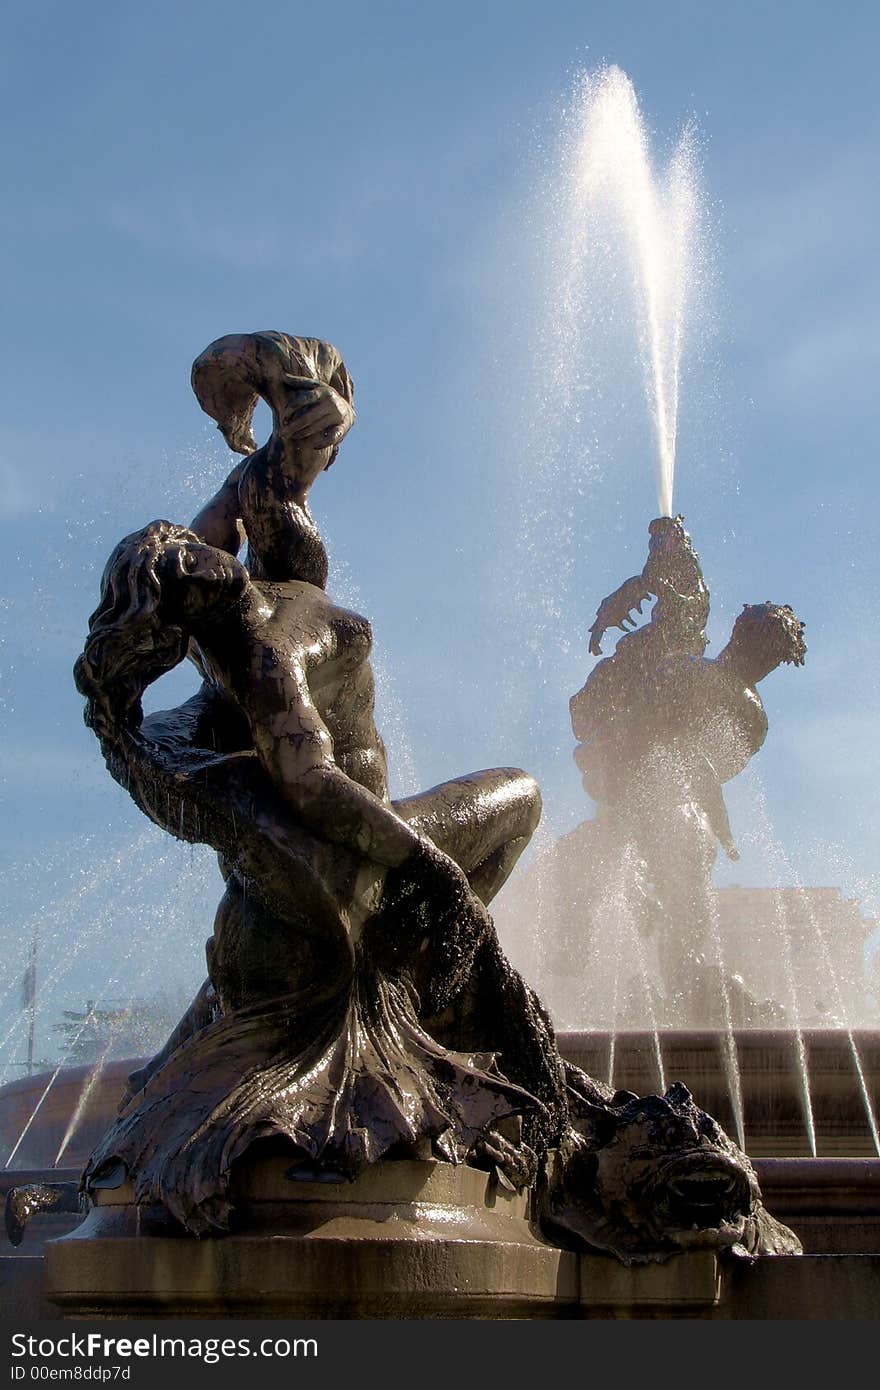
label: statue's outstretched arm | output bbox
[190,461,247,557]
[249,672,429,870]
[188,331,356,567]
[695,760,739,861]
[588,574,652,655]
[188,381,353,578]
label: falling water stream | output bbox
[54,1040,114,1168]
[745,775,879,1155]
[559,65,700,516]
[0,833,212,1161]
[768,884,819,1156]
[497,64,878,1161]
[705,896,746,1149]
[5,1004,102,1167]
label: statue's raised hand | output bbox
[588,577,650,656]
[276,376,356,451]
[587,620,607,658]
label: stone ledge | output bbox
[580,1250,720,1308]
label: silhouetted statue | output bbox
[52,341,800,1264]
[570,515,806,1023]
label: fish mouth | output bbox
[648,1152,754,1241]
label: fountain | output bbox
[1,68,878,1322]
[1,328,801,1319]
[555,66,700,521]
[491,66,880,1307]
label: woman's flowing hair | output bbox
[74,520,202,739]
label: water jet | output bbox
[2,67,878,1324]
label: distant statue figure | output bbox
[570,515,806,1023]
[587,513,709,664]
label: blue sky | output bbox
[2,1,879,1068]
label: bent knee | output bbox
[497,767,542,836]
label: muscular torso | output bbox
[574,655,768,808]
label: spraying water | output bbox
[559,66,702,515]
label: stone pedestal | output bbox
[44,1157,578,1319]
[33,1152,880,1319]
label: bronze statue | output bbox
[537,1074,799,1264]
[570,515,806,1023]
[72,332,565,1232]
[43,336,800,1264]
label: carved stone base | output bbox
[33,1155,880,1318]
[44,1158,577,1319]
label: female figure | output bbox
[66,338,799,1264]
[73,333,560,1230]
[76,518,541,995]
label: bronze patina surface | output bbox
[8,333,800,1272]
